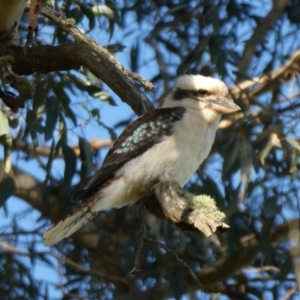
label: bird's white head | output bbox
[163,74,240,123]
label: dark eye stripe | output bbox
[173,88,209,101]
[173,88,192,100]
[197,89,208,96]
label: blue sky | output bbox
[1,1,299,299]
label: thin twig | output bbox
[13,139,112,158]
[24,0,43,54]
[130,202,147,274]
[232,49,300,97]
[237,0,289,74]
[144,237,202,288]
[0,240,127,284]
[282,285,298,300]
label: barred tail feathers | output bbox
[43,178,132,246]
[43,204,97,246]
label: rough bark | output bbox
[2,42,153,116]
[144,181,229,236]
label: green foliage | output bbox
[0,176,15,208]
[1,0,300,299]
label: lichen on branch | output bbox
[144,180,229,236]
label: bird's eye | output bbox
[197,89,208,97]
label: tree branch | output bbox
[237,0,289,75]
[1,164,299,289]
[144,237,202,287]
[143,181,229,235]
[217,48,300,130]
[0,240,127,284]
[195,219,300,287]
[13,139,112,157]
[233,48,300,99]
[4,41,153,116]
[39,6,154,115]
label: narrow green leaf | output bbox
[78,137,92,186]
[286,137,300,151]
[91,108,100,118]
[44,140,56,184]
[259,141,273,166]
[44,96,60,141]
[62,144,77,188]
[36,253,54,268]
[222,138,240,180]
[104,43,126,53]
[3,134,12,173]
[71,76,114,105]
[163,4,189,16]
[8,117,18,128]
[91,5,114,19]
[0,110,9,136]
[98,120,117,140]
[263,196,281,216]
[52,84,77,126]
[255,124,282,145]
[0,176,15,207]
[85,69,103,86]
[33,78,45,111]
[259,217,275,261]
[93,90,116,106]
[240,137,253,187]
[130,43,139,73]
[279,256,293,279]
[67,7,84,24]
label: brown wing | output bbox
[73,106,186,201]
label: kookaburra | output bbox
[43,74,240,246]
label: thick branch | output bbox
[4,42,299,128]
[5,42,153,116]
[39,6,154,115]
[238,0,289,75]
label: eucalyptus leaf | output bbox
[62,144,77,188]
[130,43,139,73]
[52,84,77,126]
[33,79,45,112]
[44,140,56,184]
[0,176,15,207]
[93,91,117,106]
[286,137,300,151]
[3,134,12,173]
[91,5,114,19]
[240,137,253,187]
[44,96,60,141]
[78,137,93,186]
[222,138,240,180]
[259,141,273,165]
[0,110,9,136]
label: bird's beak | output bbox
[204,98,241,114]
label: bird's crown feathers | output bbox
[174,74,228,97]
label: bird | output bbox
[43,74,240,246]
